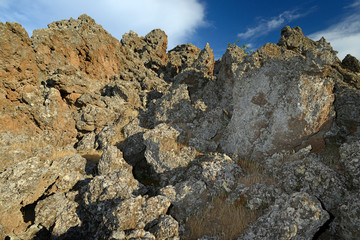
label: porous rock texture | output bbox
[237,192,330,240]
[221,26,337,159]
[1,15,360,239]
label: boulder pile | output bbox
[1,15,359,239]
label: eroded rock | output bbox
[265,154,346,210]
[237,192,330,240]
[35,192,81,237]
[339,140,360,189]
[2,15,360,240]
[0,154,86,238]
[148,215,179,240]
[32,14,124,81]
[143,123,196,176]
[103,195,171,231]
[221,27,337,159]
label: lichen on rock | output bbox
[1,15,360,240]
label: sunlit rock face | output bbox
[220,27,338,159]
[1,14,360,240]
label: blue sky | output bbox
[1,0,359,60]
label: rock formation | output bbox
[1,15,360,239]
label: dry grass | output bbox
[184,196,261,240]
[237,158,275,186]
[79,149,103,163]
[48,149,77,160]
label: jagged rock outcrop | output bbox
[220,27,338,159]
[1,14,360,240]
[0,22,39,102]
[331,68,360,143]
[32,14,124,81]
[237,192,330,240]
[332,192,360,240]
[266,153,346,210]
[143,123,197,183]
[163,43,201,79]
[163,153,244,222]
[147,215,180,239]
[338,140,360,190]
[0,154,86,239]
[34,192,81,238]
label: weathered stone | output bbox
[143,29,169,71]
[187,107,229,152]
[151,84,196,126]
[332,192,360,240]
[164,43,201,78]
[120,119,147,165]
[265,154,346,210]
[278,26,339,66]
[333,79,360,141]
[167,153,243,221]
[94,119,140,152]
[214,44,246,114]
[148,215,179,239]
[123,229,156,240]
[237,192,330,240]
[244,183,288,211]
[191,43,215,76]
[75,102,118,133]
[76,133,96,151]
[0,21,39,101]
[94,125,116,150]
[97,145,129,176]
[82,169,140,215]
[159,185,177,202]
[45,65,105,105]
[35,192,81,237]
[143,123,196,175]
[221,38,336,159]
[339,140,360,189]
[342,54,360,73]
[32,14,124,81]
[0,154,86,238]
[104,195,171,231]
[167,177,208,222]
[199,153,244,193]
[2,15,360,240]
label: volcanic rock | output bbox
[1,15,360,240]
[220,27,337,159]
[237,192,330,239]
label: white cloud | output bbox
[237,10,306,40]
[309,1,360,60]
[0,0,206,49]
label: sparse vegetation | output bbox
[184,196,261,240]
[237,157,275,186]
[80,149,103,163]
[228,40,253,55]
[183,157,275,239]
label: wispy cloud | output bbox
[346,0,360,8]
[0,0,206,49]
[309,0,360,60]
[237,9,308,40]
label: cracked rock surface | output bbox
[1,15,360,240]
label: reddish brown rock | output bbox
[31,14,124,81]
[164,43,201,78]
[192,43,215,76]
[0,22,42,137]
[0,21,40,100]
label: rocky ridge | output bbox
[1,15,360,239]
